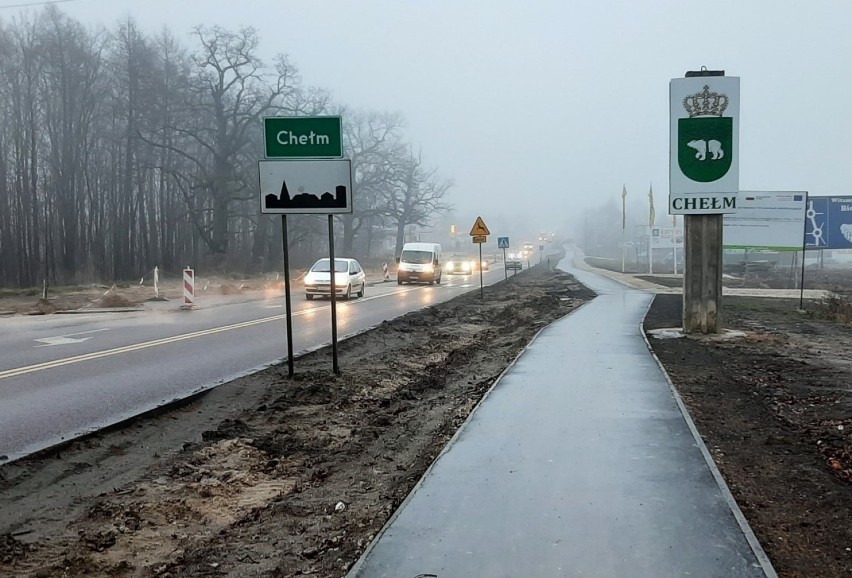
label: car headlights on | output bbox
[424,263,434,272]
[447,261,455,269]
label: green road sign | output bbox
[264,116,342,158]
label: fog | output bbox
[5,0,851,241]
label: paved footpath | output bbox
[348,257,776,578]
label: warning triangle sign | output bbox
[469,216,490,236]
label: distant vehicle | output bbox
[397,242,442,285]
[446,254,473,275]
[304,258,366,300]
[472,258,490,271]
[505,253,523,270]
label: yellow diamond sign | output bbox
[469,216,490,236]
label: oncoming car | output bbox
[472,258,490,271]
[446,254,473,275]
[304,258,366,300]
[505,253,523,270]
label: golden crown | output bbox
[682,85,729,117]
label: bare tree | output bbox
[335,108,407,255]
[145,26,305,261]
[0,10,453,288]
[382,148,452,258]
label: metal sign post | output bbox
[281,215,294,377]
[478,243,484,299]
[328,215,340,374]
[470,216,490,299]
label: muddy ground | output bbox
[3,264,852,578]
[0,266,593,577]
[646,295,852,578]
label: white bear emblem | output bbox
[687,139,724,161]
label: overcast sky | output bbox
[3,0,850,237]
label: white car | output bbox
[304,258,367,300]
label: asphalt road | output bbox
[0,267,512,462]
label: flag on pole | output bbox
[648,183,655,228]
[621,185,627,230]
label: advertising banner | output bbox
[804,197,852,249]
[723,191,807,251]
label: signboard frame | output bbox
[263,116,343,159]
[259,159,353,215]
[669,76,740,215]
[804,196,852,249]
[723,191,807,251]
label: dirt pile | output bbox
[0,267,594,578]
[92,294,136,308]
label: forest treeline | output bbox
[0,8,451,288]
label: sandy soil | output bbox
[4,262,852,578]
[0,265,593,577]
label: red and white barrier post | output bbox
[181,267,195,309]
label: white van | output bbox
[397,242,442,285]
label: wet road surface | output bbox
[348,255,775,578]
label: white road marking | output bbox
[34,328,111,348]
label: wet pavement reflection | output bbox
[349,255,774,578]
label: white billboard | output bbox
[669,76,740,214]
[723,191,807,251]
[650,227,683,248]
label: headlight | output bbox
[335,278,349,287]
[304,275,315,286]
[447,261,455,269]
[463,262,471,270]
[424,264,433,272]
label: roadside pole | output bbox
[469,216,491,300]
[328,215,340,374]
[478,243,484,299]
[281,215,294,377]
[502,248,508,282]
[799,192,809,309]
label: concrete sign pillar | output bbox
[683,214,723,333]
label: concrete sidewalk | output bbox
[574,254,829,300]
[348,257,776,578]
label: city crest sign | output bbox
[670,76,739,214]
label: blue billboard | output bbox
[805,197,852,249]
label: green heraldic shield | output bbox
[678,116,732,182]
